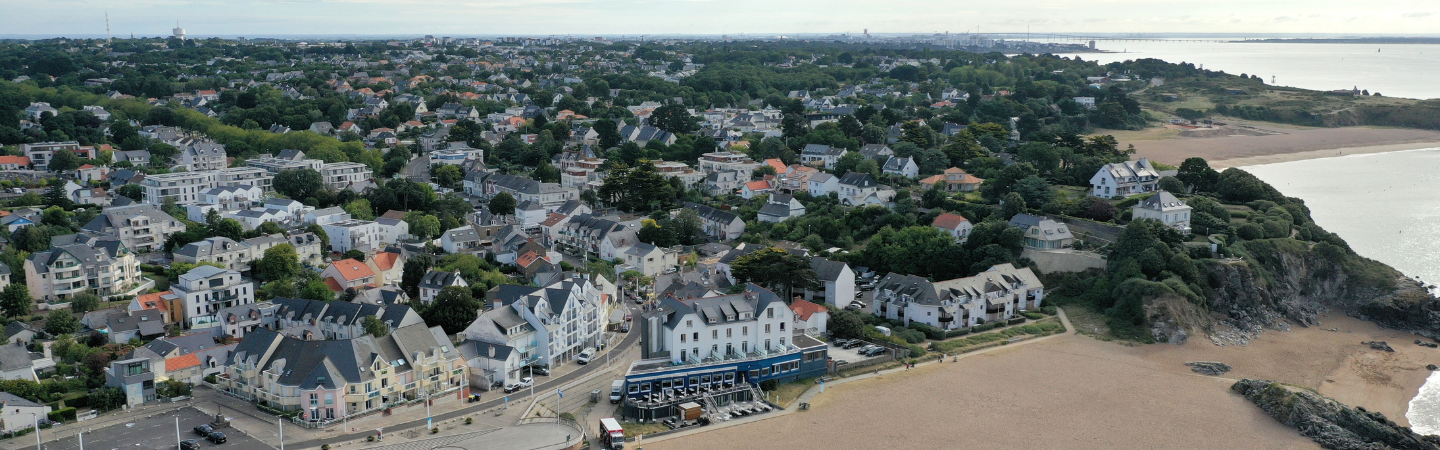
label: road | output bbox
[403,155,431,182]
[288,321,642,449]
[42,406,269,450]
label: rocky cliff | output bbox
[1163,238,1440,343]
[1231,379,1440,450]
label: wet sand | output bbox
[1111,124,1440,168]
[649,314,1435,449]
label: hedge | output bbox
[1007,317,1027,325]
[943,328,972,338]
[48,407,76,423]
[1041,306,1057,315]
[1020,311,1043,320]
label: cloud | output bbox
[1402,11,1434,18]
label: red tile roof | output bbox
[165,353,201,371]
[330,259,375,281]
[372,252,400,271]
[324,278,344,292]
[790,299,827,321]
[0,156,31,165]
[932,213,971,230]
[744,180,772,191]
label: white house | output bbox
[172,265,255,329]
[807,173,840,197]
[643,285,796,365]
[619,243,679,277]
[800,144,847,169]
[1090,158,1161,198]
[880,156,919,178]
[873,264,1043,331]
[1131,190,1192,234]
[789,299,830,335]
[802,257,855,308]
[320,219,384,253]
[418,270,467,303]
[756,194,806,223]
[931,212,973,242]
[0,392,51,432]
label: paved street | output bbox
[403,155,431,182]
[42,406,269,450]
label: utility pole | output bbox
[78,431,84,450]
[175,416,181,449]
[33,414,40,450]
[278,418,284,450]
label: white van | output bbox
[577,348,596,365]
[609,380,624,403]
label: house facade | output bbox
[1131,190,1192,234]
[873,264,1044,331]
[1090,158,1161,198]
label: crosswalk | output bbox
[366,429,498,450]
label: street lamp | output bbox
[29,413,40,450]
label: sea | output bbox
[1054,39,1440,100]
[1243,149,1440,434]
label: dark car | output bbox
[194,424,213,436]
[620,323,630,333]
[530,366,550,376]
[843,340,866,349]
[206,432,226,444]
[180,439,200,450]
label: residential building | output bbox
[932,213,974,242]
[619,243,679,277]
[97,308,167,343]
[21,142,85,171]
[172,265,255,329]
[221,324,466,424]
[479,174,577,210]
[756,194,805,223]
[140,171,215,205]
[418,270,468,303]
[321,219,384,253]
[306,207,351,226]
[321,259,378,293]
[0,344,39,381]
[881,156,919,178]
[802,257,855,308]
[0,155,30,170]
[807,172,840,197]
[1090,158,1161,198]
[81,204,187,253]
[555,214,638,260]
[24,235,142,300]
[212,167,275,192]
[1131,190,1192,234]
[464,276,606,379]
[858,144,895,162]
[270,297,423,340]
[683,203,745,241]
[873,264,1044,330]
[790,299,830,335]
[835,172,894,206]
[320,162,374,190]
[0,392,51,432]
[105,357,156,407]
[1008,214,1075,250]
[696,152,761,175]
[919,167,985,193]
[179,142,227,171]
[799,144,847,169]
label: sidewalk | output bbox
[637,308,1076,444]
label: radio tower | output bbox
[105,12,112,44]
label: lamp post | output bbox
[31,413,40,450]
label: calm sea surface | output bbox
[1242,149,1440,434]
[1054,40,1440,99]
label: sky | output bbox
[2,0,1438,38]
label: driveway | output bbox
[403,155,431,182]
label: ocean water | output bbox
[1053,40,1440,99]
[1242,148,1440,434]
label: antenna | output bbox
[105,11,112,44]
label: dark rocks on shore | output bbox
[1416,339,1438,348]
[1232,379,1440,450]
[1186,361,1233,376]
[1365,341,1396,352]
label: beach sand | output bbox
[647,314,1435,449]
[1109,123,1440,168]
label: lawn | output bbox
[619,420,670,439]
[769,378,815,408]
[929,318,1065,354]
[1059,306,1119,341]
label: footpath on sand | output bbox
[635,309,1076,445]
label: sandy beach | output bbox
[1109,123,1440,169]
[648,313,1435,449]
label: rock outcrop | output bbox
[1186,361,1232,376]
[1232,379,1440,450]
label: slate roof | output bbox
[419,270,464,290]
[809,257,849,283]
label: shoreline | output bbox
[1214,141,1440,169]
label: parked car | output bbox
[504,377,535,393]
[620,323,630,333]
[194,424,213,436]
[831,339,850,347]
[860,284,876,291]
[180,439,201,450]
[844,340,866,349]
[834,359,850,366]
[206,431,226,444]
[864,347,889,357]
[530,366,550,376]
[844,304,861,311]
[851,301,866,309]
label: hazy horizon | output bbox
[2,0,1436,38]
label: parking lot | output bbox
[826,340,887,366]
[43,406,271,450]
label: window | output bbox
[765,324,771,333]
[726,328,732,338]
[767,308,773,319]
[765,339,771,350]
[680,334,686,343]
[310,393,319,406]
[686,320,692,328]
[742,326,748,336]
[693,332,699,341]
[712,330,718,339]
[780,322,785,331]
[741,342,748,353]
[748,370,759,379]
[780,337,786,347]
[629,384,639,394]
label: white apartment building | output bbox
[873,264,1044,331]
[320,219,384,253]
[24,236,142,300]
[213,167,275,193]
[696,152,761,175]
[172,265,255,329]
[645,286,797,365]
[81,204,188,254]
[320,162,374,190]
[464,276,606,371]
[141,171,216,205]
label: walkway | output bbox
[636,308,1075,444]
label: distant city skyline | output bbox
[1,0,1437,38]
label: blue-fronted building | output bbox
[621,284,828,422]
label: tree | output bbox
[833,152,864,176]
[255,221,284,236]
[488,192,517,216]
[298,278,335,302]
[344,249,366,261]
[48,148,83,172]
[363,315,389,338]
[44,183,71,208]
[1158,176,1185,194]
[593,119,621,149]
[44,309,80,335]
[829,308,866,339]
[403,212,442,240]
[729,248,819,300]
[1,283,31,317]
[90,387,126,412]
[255,244,301,282]
[69,291,100,313]
[401,253,434,299]
[532,163,561,183]
[650,104,698,134]
[1177,157,1220,193]
[1012,175,1053,209]
[116,184,144,202]
[423,286,480,335]
[306,224,330,250]
[433,164,463,189]
[673,208,706,245]
[207,218,245,242]
[1001,192,1026,219]
[343,199,376,221]
[274,168,326,201]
